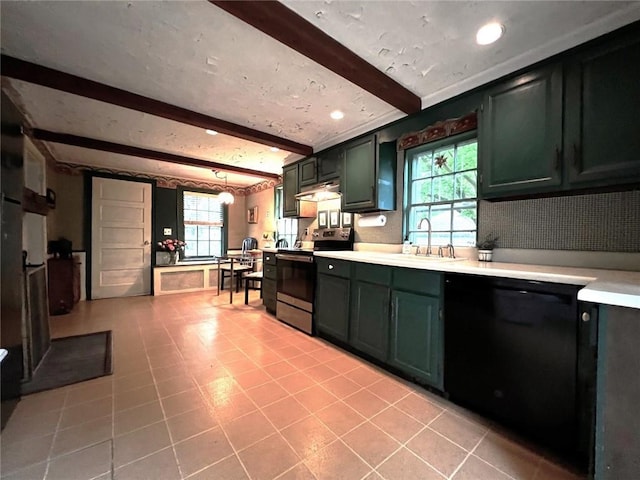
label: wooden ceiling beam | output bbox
[30,128,281,180]
[1,54,313,156]
[211,0,421,115]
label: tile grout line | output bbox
[143,318,188,480]
[446,428,490,479]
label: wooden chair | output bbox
[244,271,263,304]
[219,253,254,293]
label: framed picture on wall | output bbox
[247,206,258,224]
[318,210,328,229]
[329,209,340,228]
[341,212,353,227]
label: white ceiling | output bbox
[2,1,639,187]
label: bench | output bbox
[244,271,263,304]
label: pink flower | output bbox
[157,239,186,252]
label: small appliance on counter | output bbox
[275,228,354,335]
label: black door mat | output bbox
[21,331,113,395]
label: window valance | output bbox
[398,111,477,151]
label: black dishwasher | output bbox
[444,273,596,469]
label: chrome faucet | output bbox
[438,244,455,258]
[415,218,432,256]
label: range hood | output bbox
[294,182,341,202]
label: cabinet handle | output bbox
[581,312,590,322]
[554,147,561,171]
[328,264,334,270]
[390,298,396,323]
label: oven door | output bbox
[276,254,315,307]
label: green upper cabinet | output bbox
[282,163,299,217]
[389,290,442,389]
[317,148,344,183]
[298,157,318,187]
[342,134,396,213]
[564,32,640,187]
[479,64,563,198]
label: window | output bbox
[182,191,224,257]
[275,186,298,248]
[405,134,478,247]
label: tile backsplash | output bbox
[479,190,640,252]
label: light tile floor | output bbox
[0,292,586,480]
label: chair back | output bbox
[275,238,288,248]
[242,237,258,252]
[238,252,255,267]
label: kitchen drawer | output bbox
[393,268,441,296]
[263,264,277,280]
[354,262,391,286]
[316,258,351,278]
[263,252,277,266]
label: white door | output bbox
[91,177,152,299]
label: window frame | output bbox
[274,185,298,248]
[403,130,478,247]
[177,186,228,258]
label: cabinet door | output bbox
[282,164,299,217]
[343,135,376,211]
[389,290,442,389]
[318,149,343,182]
[480,65,563,198]
[316,274,350,342]
[565,34,640,187]
[299,157,318,187]
[349,280,390,361]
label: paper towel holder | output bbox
[357,213,387,228]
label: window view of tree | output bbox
[405,136,477,247]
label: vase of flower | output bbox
[157,239,186,265]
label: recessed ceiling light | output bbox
[270,147,280,152]
[330,110,344,120]
[476,22,504,45]
[205,129,218,136]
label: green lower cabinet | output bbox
[389,290,443,389]
[349,281,390,361]
[315,274,350,342]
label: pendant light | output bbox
[212,170,235,205]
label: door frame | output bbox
[85,172,156,300]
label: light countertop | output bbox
[313,251,640,309]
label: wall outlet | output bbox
[163,228,172,236]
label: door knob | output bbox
[143,240,150,245]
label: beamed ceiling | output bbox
[2,1,639,187]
